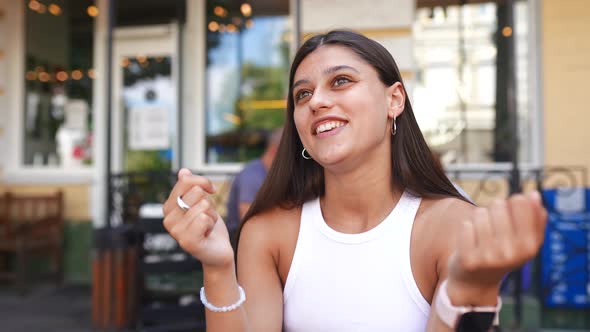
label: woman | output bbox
[162,30,547,331]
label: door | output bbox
[111,24,180,173]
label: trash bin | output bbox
[92,225,140,329]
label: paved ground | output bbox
[0,284,586,332]
[0,283,97,332]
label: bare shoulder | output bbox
[238,205,301,264]
[418,196,478,228]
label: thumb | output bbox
[178,168,192,180]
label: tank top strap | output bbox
[396,191,430,316]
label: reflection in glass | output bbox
[205,0,290,163]
[122,56,175,172]
[24,0,95,167]
[413,2,530,165]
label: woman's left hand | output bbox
[445,191,548,305]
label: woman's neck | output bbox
[320,156,403,234]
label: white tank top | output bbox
[283,191,430,331]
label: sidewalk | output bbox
[0,283,96,332]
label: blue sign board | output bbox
[541,188,590,308]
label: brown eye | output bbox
[333,76,351,87]
[296,90,312,101]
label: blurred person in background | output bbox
[225,127,284,235]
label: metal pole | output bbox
[294,0,301,49]
[105,0,115,229]
[503,0,523,327]
[176,8,184,169]
[458,1,468,163]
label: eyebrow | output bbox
[292,65,360,91]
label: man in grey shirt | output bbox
[226,127,283,236]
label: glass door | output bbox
[111,24,179,173]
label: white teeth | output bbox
[315,121,345,134]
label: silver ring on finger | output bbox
[176,196,191,211]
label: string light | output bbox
[26,71,37,81]
[56,71,68,81]
[245,19,253,28]
[208,21,219,32]
[88,69,95,79]
[502,26,513,37]
[49,4,62,16]
[121,57,129,67]
[214,6,227,17]
[87,5,99,17]
[226,24,237,33]
[71,70,83,80]
[240,3,252,17]
[37,3,47,14]
[28,1,41,12]
[38,72,51,82]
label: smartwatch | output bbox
[435,279,502,332]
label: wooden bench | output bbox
[0,191,64,291]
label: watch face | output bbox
[456,312,496,332]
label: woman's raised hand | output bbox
[446,191,548,304]
[162,168,235,269]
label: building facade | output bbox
[0,0,589,328]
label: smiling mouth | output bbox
[314,121,347,135]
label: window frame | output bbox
[4,0,95,184]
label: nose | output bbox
[308,87,333,114]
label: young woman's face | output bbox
[292,45,402,170]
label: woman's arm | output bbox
[200,217,284,332]
[162,169,283,332]
[425,192,547,332]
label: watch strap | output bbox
[435,279,502,329]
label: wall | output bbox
[543,0,590,185]
[300,0,416,85]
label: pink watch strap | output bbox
[434,279,502,328]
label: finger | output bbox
[473,207,493,250]
[488,198,514,244]
[457,219,477,271]
[186,212,217,240]
[163,175,216,214]
[171,201,214,241]
[178,168,192,180]
[527,191,548,247]
[180,185,207,207]
[190,198,219,222]
[163,207,185,232]
[508,193,539,258]
[508,193,535,237]
[169,217,193,242]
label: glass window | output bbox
[24,0,95,167]
[413,1,531,165]
[205,0,291,163]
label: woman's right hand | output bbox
[162,168,235,270]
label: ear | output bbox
[386,82,406,120]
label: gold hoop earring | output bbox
[391,117,397,136]
[301,148,312,160]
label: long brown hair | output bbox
[239,30,467,236]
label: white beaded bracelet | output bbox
[200,285,246,312]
